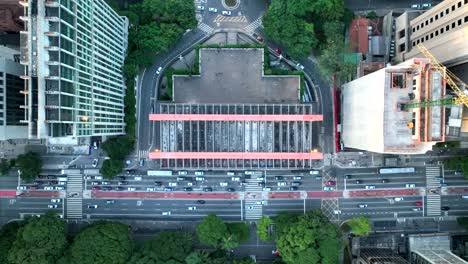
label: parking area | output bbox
[173,48,300,104]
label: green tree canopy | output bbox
[0,159,11,175]
[257,216,273,241]
[275,210,340,264]
[0,222,21,263]
[129,231,193,264]
[226,222,250,243]
[100,159,125,179]
[347,217,371,236]
[196,214,228,247]
[16,152,42,182]
[67,222,134,264]
[8,212,67,264]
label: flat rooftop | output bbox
[153,103,321,169]
[173,48,300,104]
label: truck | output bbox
[147,170,173,176]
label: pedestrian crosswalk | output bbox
[197,22,214,34]
[244,173,264,220]
[66,173,83,220]
[214,15,247,23]
[244,17,262,33]
[425,166,441,216]
[138,150,149,159]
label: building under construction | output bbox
[341,58,448,154]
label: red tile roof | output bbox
[349,17,369,53]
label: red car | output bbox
[274,48,282,55]
[325,180,336,186]
[91,186,101,191]
[415,201,423,206]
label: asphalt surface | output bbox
[344,0,442,10]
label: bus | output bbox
[379,167,415,174]
[147,170,173,176]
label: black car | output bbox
[196,200,206,204]
[154,181,162,187]
[204,187,213,192]
[102,186,112,191]
[290,186,298,191]
[345,175,352,179]
[116,176,125,181]
[355,180,362,184]
[441,206,450,211]
[227,188,235,192]
[184,187,193,192]
[381,179,389,183]
[275,176,284,180]
[115,186,124,191]
[47,176,55,179]
[291,182,302,186]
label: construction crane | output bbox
[401,44,468,110]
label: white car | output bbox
[134,176,142,181]
[256,201,266,205]
[263,187,272,191]
[208,7,217,12]
[51,199,61,203]
[91,181,100,185]
[293,176,302,180]
[48,204,58,209]
[195,176,205,181]
[323,186,334,191]
[220,182,228,187]
[406,183,416,188]
[256,176,265,181]
[92,158,99,167]
[95,176,103,180]
[102,181,111,185]
[358,204,368,208]
[247,206,253,209]
[44,186,54,191]
[128,187,136,191]
[188,206,197,210]
[333,210,342,215]
[168,182,177,187]
[178,171,188,175]
[221,10,231,16]
[394,197,404,202]
[196,5,205,11]
[277,182,287,187]
[146,187,156,192]
[195,171,204,176]
[88,204,98,209]
[296,63,305,70]
[55,186,64,190]
[365,185,376,190]
[231,176,240,181]
[162,211,171,215]
[156,66,162,75]
[17,186,27,190]
[227,172,235,176]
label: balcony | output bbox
[44,45,59,51]
[20,75,30,80]
[19,16,29,22]
[45,76,60,80]
[45,16,60,22]
[45,1,59,8]
[19,0,28,7]
[44,31,59,37]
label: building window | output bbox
[421,23,424,28]
[452,5,455,11]
[425,35,429,40]
[391,73,406,89]
[413,28,415,32]
[430,17,433,23]
[421,37,424,43]
[412,41,416,46]
[452,22,456,28]
[417,39,420,44]
[459,19,462,25]
[425,20,428,26]
[465,16,468,22]
[0,80,2,85]
[446,25,450,31]
[441,11,444,17]
[430,33,434,38]
[417,25,420,30]
[446,8,449,14]
[435,30,439,36]
[435,14,439,20]
[0,72,3,77]
[441,27,444,33]
[458,1,462,7]
[465,0,467,4]
[399,29,405,38]
[399,43,406,52]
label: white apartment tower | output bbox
[19,0,128,138]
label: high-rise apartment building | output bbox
[395,0,468,67]
[19,0,128,138]
[0,46,28,140]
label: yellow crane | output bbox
[402,44,468,109]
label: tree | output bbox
[226,222,250,243]
[16,151,42,182]
[184,251,211,264]
[257,216,273,241]
[444,156,468,179]
[366,11,378,19]
[101,136,134,160]
[100,159,124,178]
[0,222,21,263]
[8,212,67,264]
[275,210,340,264]
[233,257,256,264]
[0,159,11,175]
[457,217,468,229]
[347,217,371,236]
[129,231,193,263]
[196,214,228,247]
[66,222,134,264]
